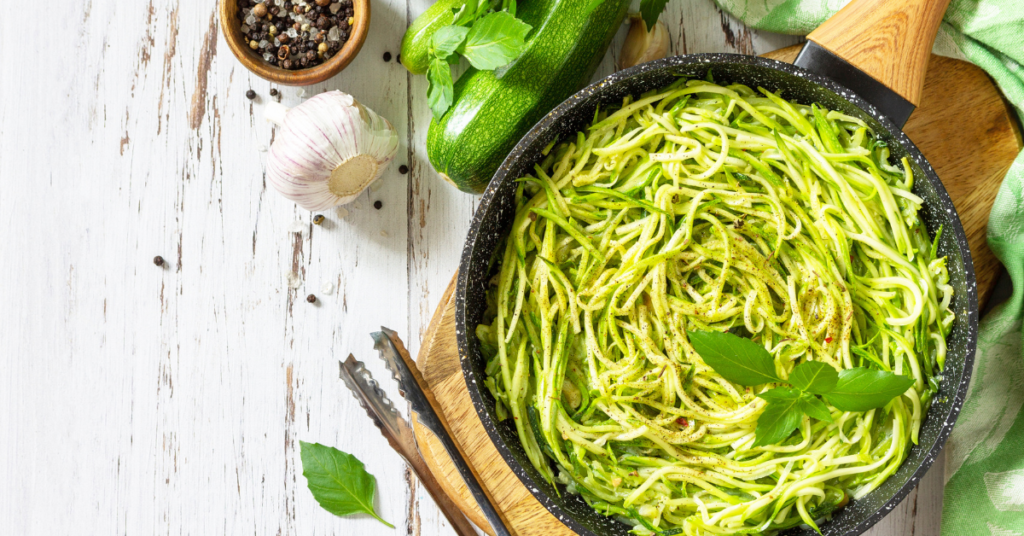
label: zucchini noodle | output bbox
[475,79,955,535]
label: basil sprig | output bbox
[689,331,915,447]
[425,3,532,119]
[300,441,394,527]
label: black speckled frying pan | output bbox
[455,0,977,534]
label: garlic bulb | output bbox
[265,91,399,211]
[619,15,669,70]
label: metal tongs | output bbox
[339,327,511,536]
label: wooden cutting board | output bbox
[410,46,1023,536]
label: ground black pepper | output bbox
[236,0,355,70]
[306,294,317,303]
[398,165,409,175]
[373,200,382,210]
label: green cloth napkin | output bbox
[711,0,1024,532]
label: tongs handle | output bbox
[398,439,483,536]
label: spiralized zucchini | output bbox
[475,78,955,535]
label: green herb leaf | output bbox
[583,0,607,15]
[689,331,780,386]
[639,0,670,32]
[788,361,838,395]
[426,57,455,120]
[753,390,803,447]
[299,441,394,528]
[458,11,532,71]
[757,386,801,403]
[797,393,834,423]
[429,25,470,61]
[822,368,916,412]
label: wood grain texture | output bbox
[410,45,1021,536]
[0,0,1010,534]
[806,0,951,105]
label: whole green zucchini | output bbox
[427,0,630,193]
[400,0,465,75]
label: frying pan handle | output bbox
[805,0,951,108]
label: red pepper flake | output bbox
[676,417,689,426]
[825,336,833,343]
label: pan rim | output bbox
[456,52,978,536]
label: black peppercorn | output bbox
[383,51,392,62]
[313,214,325,225]
[396,53,401,64]
[245,89,256,100]
[153,255,165,266]
[282,59,293,69]
[270,88,279,96]
[373,200,383,210]
[306,294,317,303]
[398,165,409,175]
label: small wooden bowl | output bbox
[219,0,370,86]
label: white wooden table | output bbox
[0,0,943,534]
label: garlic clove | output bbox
[265,91,399,211]
[619,15,670,70]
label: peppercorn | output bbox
[383,52,392,62]
[373,200,383,210]
[237,0,351,71]
[245,89,256,100]
[398,165,409,175]
[313,214,325,225]
[306,294,317,303]
[277,45,290,61]
[269,88,279,96]
[318,42,328,53]
[153,256,165,266]
[396,53,401,64]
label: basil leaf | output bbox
[583,0,607,15]
[458,11,532,71]
[429,25,470,61]
[788,361,838,394]
[426,57,454,119]
[299,441,394,528]
[639,0,670,31]
[797,393,834,423]
[752,395,803,447]
[757,386,801,402]
[689,331,780,386]
[823,368,916,412]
